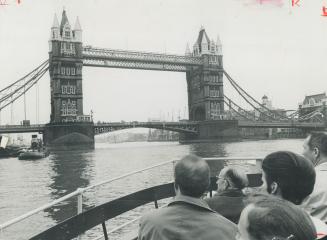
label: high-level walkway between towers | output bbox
[82,46,204,72]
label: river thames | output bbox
[0,138,306,239]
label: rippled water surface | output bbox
[0,139,305,239]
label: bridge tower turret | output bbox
[187,27,224,121]
[45,10,94,149]
[48,9,84,123]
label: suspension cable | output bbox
[0,61,49,112]
[224,95,257,121]
[224,71,278,117]
[0,60,48,95]
[224,99,254,121]
[224,72,278,121]
[299,107,324,121]
[0,64,49,111]
[288,110,299,118]
[0,60,49,103]
[224,70,290,121]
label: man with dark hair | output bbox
[302,132,327,222]
[303,132,327,166]
[138,155,237,240]
[259,151,327,238]
[237,193,316,240]
[260,151,316,205]
[205,166,248,223]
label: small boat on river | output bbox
[18,149,49,160]
[18,135,48,160]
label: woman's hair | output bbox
[262,151,315,205]
[244,193,316,240]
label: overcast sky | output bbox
[0,0,326,124]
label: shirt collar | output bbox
[216,189,244,197]
[168,194,215,212]
[316,162,327,171]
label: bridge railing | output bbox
[94,121,200,135]
[83,47,203,66]
[94,121,199,126]
[0,157,262,239]
[0,124,45,129]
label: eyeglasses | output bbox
[216,176,230,186]
[271,234,294,240]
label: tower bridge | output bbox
[0,10,326,148]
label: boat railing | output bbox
[0,157,262,239]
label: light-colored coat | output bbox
[302,162,327,222]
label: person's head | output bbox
[217,166,249,193]
[174,154,210,198]
[260,151,315,205]
[237,193,316,240]
[303,132,327,166]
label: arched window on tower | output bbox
[62,85,67,94]
[61,100,67,116]
[210,102,220,119]
[72,44,75,54]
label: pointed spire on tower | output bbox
[74,17,82,30]
[60,8,71,32]
[185,43,191,56]
[73,16,82,42]
[196,27,210,45]
[216,34,222,46]
[216,34,222,55]
[50,13,60,41]
[52,14,59,29]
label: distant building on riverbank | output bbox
[299,92,327,119]
[147,129,179,142]
[255,95,287,121]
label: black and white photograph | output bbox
[0,0,327,239]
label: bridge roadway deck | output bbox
[0,121,324,135]
[94,121,199,134]
[238,120,326,129]
[0,124,45,134]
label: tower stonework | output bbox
[49,11,83,123]
[187,28,224,121]
[45,10,94,149]
[181,28,239,142]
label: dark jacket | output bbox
[205,189,245,224]
[138,195,237,240]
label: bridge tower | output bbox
[45,10,94,149]
[187,27,224,121]
[181,28,239,142]
[49,10,83,122]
